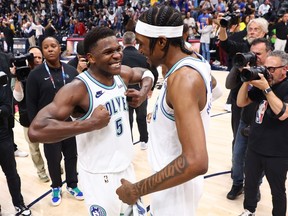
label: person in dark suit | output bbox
[122,31,158,150]
[2,20,14,54]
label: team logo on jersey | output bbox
[117,83,123,89]
[90,205,106,216]
[95,90,105,98]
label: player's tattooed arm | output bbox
[135,155,188,196]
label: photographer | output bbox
[67,40,88,73]
[0,72,31,216]
[11,46,50,183]
[225,38,272,201]
[219,17,269,70]
[237,50,288,216]
[219,17,269,158]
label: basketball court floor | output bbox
[0,70,281,215]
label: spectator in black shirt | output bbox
[274,12,288,51]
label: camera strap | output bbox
[44,62,66,89]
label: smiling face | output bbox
[136,33,164,68]
[86,36,123,77]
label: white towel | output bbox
[124,199,147,216]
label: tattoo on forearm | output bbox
[136,155,188,195]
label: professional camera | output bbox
[0,71,8,87]
[220,12,240,28]
[240,66,270,82]
[11,53,34,81]
[233,52,257,68]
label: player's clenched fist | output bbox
[90,105,110,130]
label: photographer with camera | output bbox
[237,50,288,216]
[11,46,50,183]
[219,17,269,160]
[67,40,88,74]
[0,72,31,216]
[225,38,272,201]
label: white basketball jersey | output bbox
[74,71,133,173]
[148,55,212,172]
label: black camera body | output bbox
[233,52,257,68]
[220,12,240,28]
[11,53,34,81]
[240,66,270,82]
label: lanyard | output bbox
[44,62,66,89]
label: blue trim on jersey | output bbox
[160,89,175,121]
[166,56,210,94]
[84,71,116,90]
[116,75,127,91]
[165,55,206,79]
[76,76,93,121]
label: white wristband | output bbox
[141,70,154,83]
[13,89,24,102]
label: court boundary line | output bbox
[27,111,231,209]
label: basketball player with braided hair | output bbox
[116,5,212,215]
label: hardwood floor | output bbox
[0,70,281,215]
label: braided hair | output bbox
[138,5,192,56]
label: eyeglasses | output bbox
[266,65,285,73]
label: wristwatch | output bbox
[263,87,272,95]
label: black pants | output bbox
[44,136,78,189]
[0,138,24,206]
[6,40,13,54]
[244,148,288,215]
[128,99,148,143]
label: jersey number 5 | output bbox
[115,118,123,136]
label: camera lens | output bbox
[240,66,268,82]
[233,52,257,68]
[220,16,231,28]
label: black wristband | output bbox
[274,102,286,119]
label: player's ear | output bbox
[86,53,95,64]
[158,37,167,48]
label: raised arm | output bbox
[237,81,252,107]
[250,74,288,121]
[28,80,110,143]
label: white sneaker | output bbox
[239,209,255,216]
[14,149,29,157]
[38,172,50,183]
[140,142,148,150]
[224,103,231,112]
